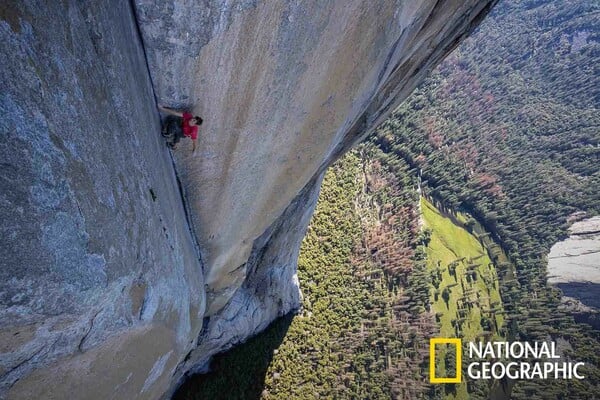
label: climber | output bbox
[158,105,203,153]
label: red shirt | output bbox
[182,112,199,140]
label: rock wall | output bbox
[0,1,204,398]
[0,0,497,399]
[134,0,497,316]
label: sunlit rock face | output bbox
[135,0,497,317]
[1,0,496,398]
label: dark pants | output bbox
[162,116,184,146]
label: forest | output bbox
[370,0,600,397]
[175,1,599,399]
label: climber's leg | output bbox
[162,116,184,149]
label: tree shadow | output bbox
[172,313,294,400]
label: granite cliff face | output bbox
[0,1,204,398]
[135,0,497,317]
[0,0,496,398]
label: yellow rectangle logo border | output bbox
[430,338,462,383]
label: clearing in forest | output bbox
[421,197,505,399]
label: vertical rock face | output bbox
[0,1,203,398]
[1,0,496,399]
[134,0,497,317]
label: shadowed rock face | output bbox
[1,0,496,399]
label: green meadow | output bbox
[422,197,505,399]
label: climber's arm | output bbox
[192,138,197,153]
[158,105,183,117]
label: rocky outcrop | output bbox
[548,216,600,329]
[548,216,600,298]
[1,0,496,399]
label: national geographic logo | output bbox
[430,338,462,383]
[429,338,586,383]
